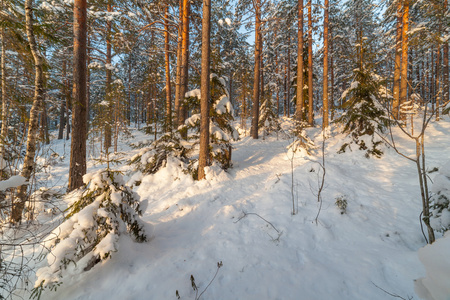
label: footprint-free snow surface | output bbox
[9,117,450,300]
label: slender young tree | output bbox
[68,0,88,191]
[322,0,329,129]
[198,0,212,180]
[296,0,304,122]
[12,0,45,223]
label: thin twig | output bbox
[372,281,413,300]
[234,211,280,234]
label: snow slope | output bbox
[7,116,450,300]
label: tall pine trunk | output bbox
[251,0,261,139]
[392,0,402,119]
[296,0,304,122]
[164,4,172,132]
[68,0,87,191]
[307,0,313,126]
[12,0,45,223]
[0,24,8,175]
[198,0,211,180]
[399,0,409,121]
[104,0,112,151]
[174,0,183,127]
[444,0,449,106]
[178,0,190,128]
[322,0,329,129]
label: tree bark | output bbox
[68,0,87,191]
[104,0,112,151]
[251,0,261,139]
[198,0,211,180]
[0,24,8,174]
[322,0,329,129]
[436,32,441,121]
[164,4,172,132]
[307,0,313,126]
[58,59,67,140]
[399,0,409,121]
[178,0,190,128]
[12,0,45,223]
[392,0,402,119]
[296,0,304,122]
[174,0,183,127]
[444,0,449,106]
[330,25,334,121]
[287,33,291,118]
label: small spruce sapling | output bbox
[336,51,391,158]
[33,169,147,291]
[429,161,450,232]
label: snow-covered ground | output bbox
[3,116,450,300]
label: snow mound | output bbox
[415,232,450,300]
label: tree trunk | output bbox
[164,4,172,132]
[40,101,49,144]
[198,0,211,180]
[178,0,190,128]
[12,0,45,223]
[296,0,304,122]
[251,0,261,139]
[330,25,335,121]
[392,0,402,119]
[68,0,87,191]
[436,35,441,121]
[174,0,183,127]
[444,0,449,106]
[307,0,313,126]
[399,0,409,121]
[65,71,71,140]
[287,33,291,118]
[104,0,112,151]
[58,59,67,140]
[322,0,329,129]
[0,24,8,174]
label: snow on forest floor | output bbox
[6,116,450,300]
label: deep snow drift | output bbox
[2,116,450,300]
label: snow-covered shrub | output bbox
[335,63,391,158]
[34,170,147,290]
[129,132,193,175]
[335,195,348,214]
[429,161,450,232]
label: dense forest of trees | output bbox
[1,0,449,225]
[0,0,450,297]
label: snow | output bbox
[185,88,201,99]
[4,116,450,300]
[415,232,450,300]
[0,175,27,191]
